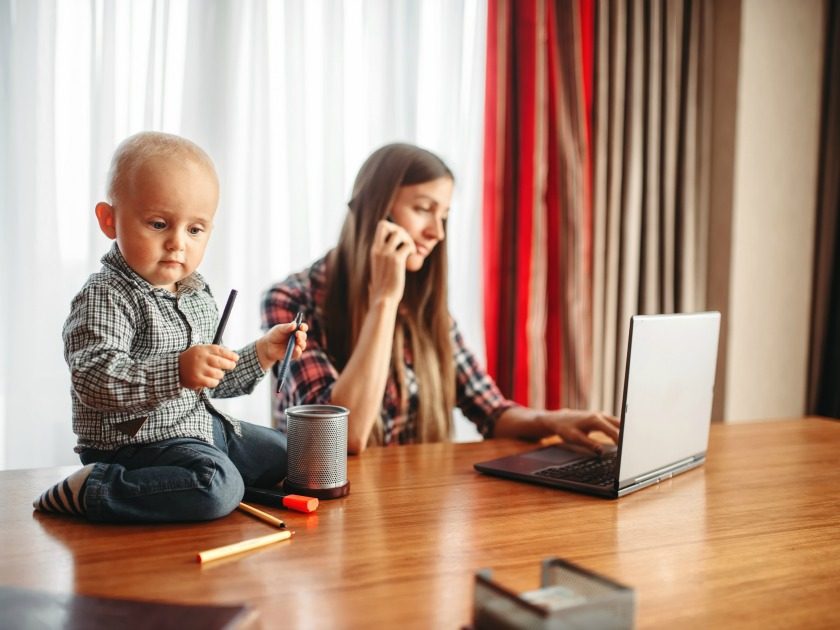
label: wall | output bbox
[709,0,825,421]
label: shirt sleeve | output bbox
[210,341,267,399]
[261,281,299,331]
[262,276,340,429]
[63,282,181,413]
[284,346,340,406]
[452,320,517,438]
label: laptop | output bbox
[474,312,721,498]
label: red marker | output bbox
[243,487,319,514]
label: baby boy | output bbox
[34,131,306,522]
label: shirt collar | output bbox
[101,243,206,296]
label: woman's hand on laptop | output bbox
[495,407,620,454]
[538,410,620,454]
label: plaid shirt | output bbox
[261,254,515,445]
[64,244,266,453]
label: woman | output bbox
[262,143,618,454]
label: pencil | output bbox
[275,311,303,393]
[212,289,238,345]
[196,530,293,564]
[237,501,285,528]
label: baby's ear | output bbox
[95,202,117,239]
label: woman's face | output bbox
[388,176,453,272]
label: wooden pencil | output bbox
[237,501,285,528]
[197,530,293,564]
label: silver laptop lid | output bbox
[617,312,720,486]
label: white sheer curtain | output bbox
[0,0,487,470]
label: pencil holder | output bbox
[284,404,351,500]
[472,557,634,629]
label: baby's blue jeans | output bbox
[78,416,287,523]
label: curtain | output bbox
[808,0,840,419]
[483,0,712,415]
[0,0,488,469]
[592,0,713,414]
[483,0,594,409]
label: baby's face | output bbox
[113,156,219,292]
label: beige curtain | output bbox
[591,0,713,414]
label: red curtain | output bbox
[483,0,594,409]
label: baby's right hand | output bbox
[179,345,239,390]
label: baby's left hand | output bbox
[256,321,308,371]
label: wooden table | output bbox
[1,417,838,628]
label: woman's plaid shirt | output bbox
[261,254,515,445]
[64,245,266,453]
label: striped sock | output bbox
[33,464,94,516]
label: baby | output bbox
[34,131,306,522]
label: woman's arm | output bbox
[330,220,416,454]
[494,406,620,453]
[450,321,618,452]
[329,297,399,454]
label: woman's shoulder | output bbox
[265,255,328,296]
[261,254,330,324]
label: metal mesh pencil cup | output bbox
[284,404,351,499]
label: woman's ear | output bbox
[95,202,117,239]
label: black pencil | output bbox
[275,311,303,393]
[212,289,238,345]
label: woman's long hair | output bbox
[324,143,455,444]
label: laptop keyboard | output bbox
[535,452,617,488]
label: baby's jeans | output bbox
[78,416,287,523]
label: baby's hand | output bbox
[255,321,308,370]
[179,345,239,390]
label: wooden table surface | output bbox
[1,417,838,629]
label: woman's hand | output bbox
[368,219,416,306]
[536,409,620,453]
[179,345,239,390]
[495,407,620,454]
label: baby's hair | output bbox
[106,131,217,204]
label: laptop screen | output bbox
[616,312,721,485]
